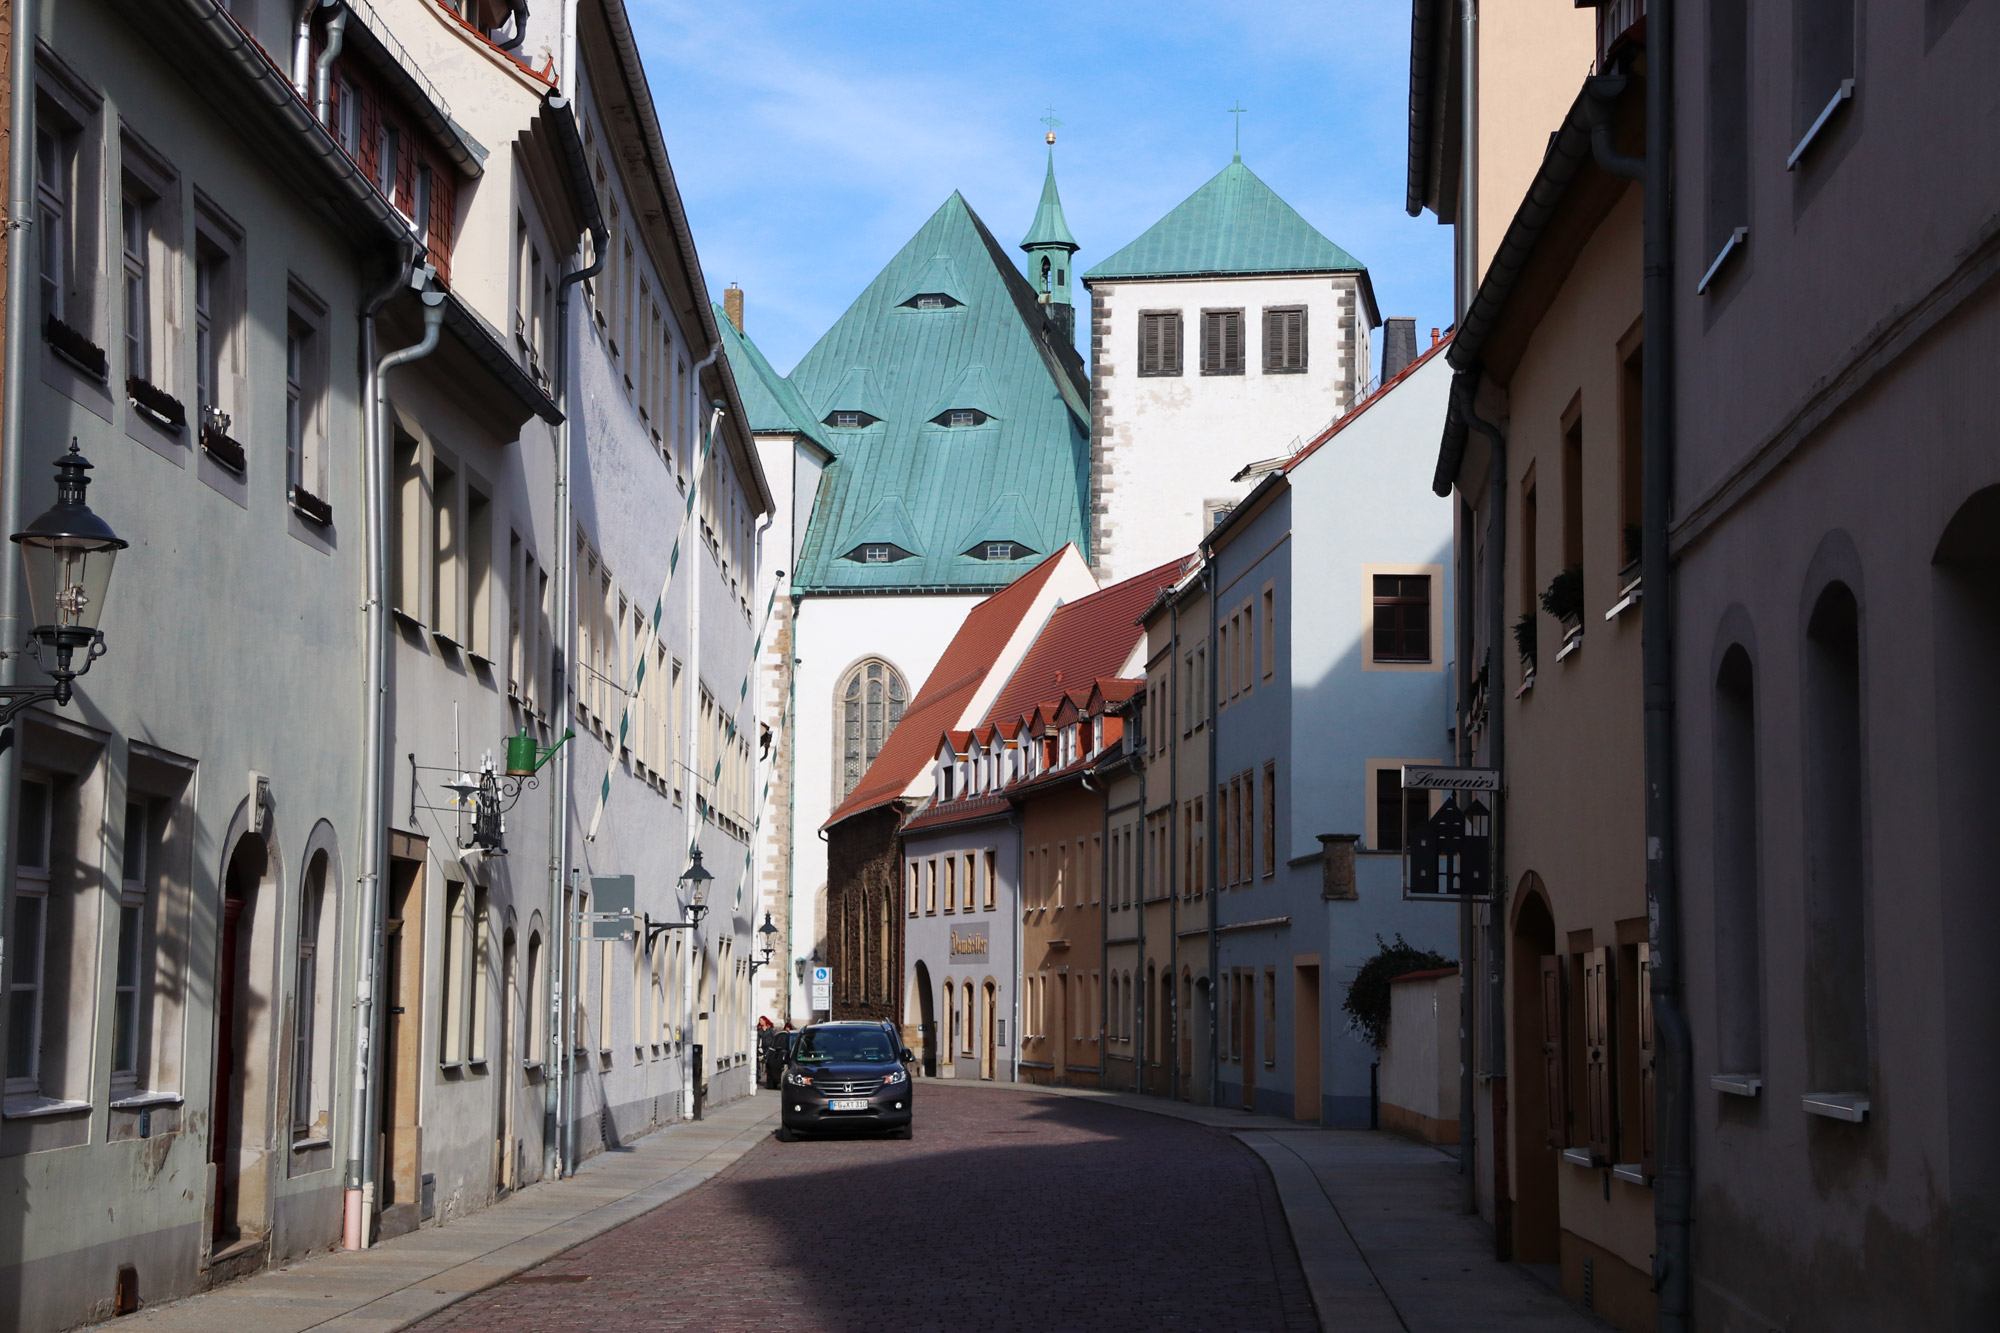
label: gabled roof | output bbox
[789,192,1092,593]
[823,547,1079,830]
[981,556,1192,725]
[715,304,832,454]
[1286,331,1455,472]
[1084,157,1367,283]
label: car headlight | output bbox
[784,1070,813,1086]
[882,1067,907,1085]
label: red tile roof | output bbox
[1286,331,1456,472]
[980,556,1192,727]
[823,545,1076,830]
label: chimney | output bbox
[724,283,744,333]
[1380,317,1419,381]
[1431,327,1441,346]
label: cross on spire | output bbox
[1227,100,1248,158]
[1040,105,1063,146]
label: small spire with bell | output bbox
[1021,109,1080,343]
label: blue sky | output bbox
[629,0,1454,378]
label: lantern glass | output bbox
[19,536,118,635]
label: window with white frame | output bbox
[120,186,154,386]
[37,78,103,366]
[6,776,54,1094]
[292,851,333,1140]
[286,284,330,512]
[110,799,151,1093]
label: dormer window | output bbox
[864,545,892,563]
[901,293,962,310]
[932,408,989,427]
[967,540,1033,561]
[826,410,878,429]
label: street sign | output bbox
[810,965,831,1012]
[1401,765,1500,792]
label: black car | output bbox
[778,1021,915,1139]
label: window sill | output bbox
[1514,671,1536,698]
[1697,227,1749,296]
[1561,1147,1596,1168]
[1611,1163,1650,1187]
[291,1136,332,1153]
[1199,368,1246,377]
[1555,632,1583,664]
[3,1095,91,1120]
[1710,1073,1762,1098]
[391,608,426,631]
[1802,1092,1869,1122]
[467,1058,489,1072]
[109,1090,183,1111]
[1604,575,1643,621]
[521,1061,544,1076]
[1787,80,1855,171]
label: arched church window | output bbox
[838,659,907,801]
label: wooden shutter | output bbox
[1141,315,1161,374]
[1540,954,1567,1148]
[358,86,383,189]
[1264,308,1281,371]
[1223,311,1243,371]
[395,125,418,217]
[1202,312,1219,372]
[1638,942,1657,1176]
[428,166,456,287]
[1584,946,1616,1165]
[1165,313,1181,373]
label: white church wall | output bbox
[1088,272,1373,582]
[784,592,986,1015]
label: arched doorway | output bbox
[1510,877,1560,1263]
[497,927,517,1194]
[981,981,997,1079]
[913,961,936,1077]
[1935,490,2000,1284]
[212,830,275,1248]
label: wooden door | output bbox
[1240,974,1256,1111]
[211,897,244,1244]
[1539,955,1568,1149]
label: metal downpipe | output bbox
[345,266,440,1250]
[1640,2,1693,1322]
[1204,562,1219,1109]
[313,2,347,127]
[0,0,36,1103]
[1456,377,1508,1243]
[548,166,604,1181]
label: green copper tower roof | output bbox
[1020,150,1078,252]
[1083,156,1367,282]
[715,305,832,455]
[788,191,1091,594]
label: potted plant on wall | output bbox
[1540,565,1585,658]
[1513,610,1538,690]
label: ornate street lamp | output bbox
[643,848,716,947]
[747,911,779,975]
[0,441,127,722]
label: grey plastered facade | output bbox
[0,0,384,1324]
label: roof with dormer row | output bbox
[777,193,1092,593]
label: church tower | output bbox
[1020,130,1080,346]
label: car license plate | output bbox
[829,1098,868,1112]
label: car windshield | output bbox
[794,1028,896,1064]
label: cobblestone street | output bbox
[414,1085,1316,1332]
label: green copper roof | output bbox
[1083,156,1366,281]
[790,191,1091,593]
[1019,150,1078,252]
[714,306,831,454]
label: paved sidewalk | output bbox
[93,1094,779,1333]
[1244,1130,1607,1331]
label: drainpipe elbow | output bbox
[313,2,348,129]
[1585,74,1645,183]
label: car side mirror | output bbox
[901,1048,915,1064]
